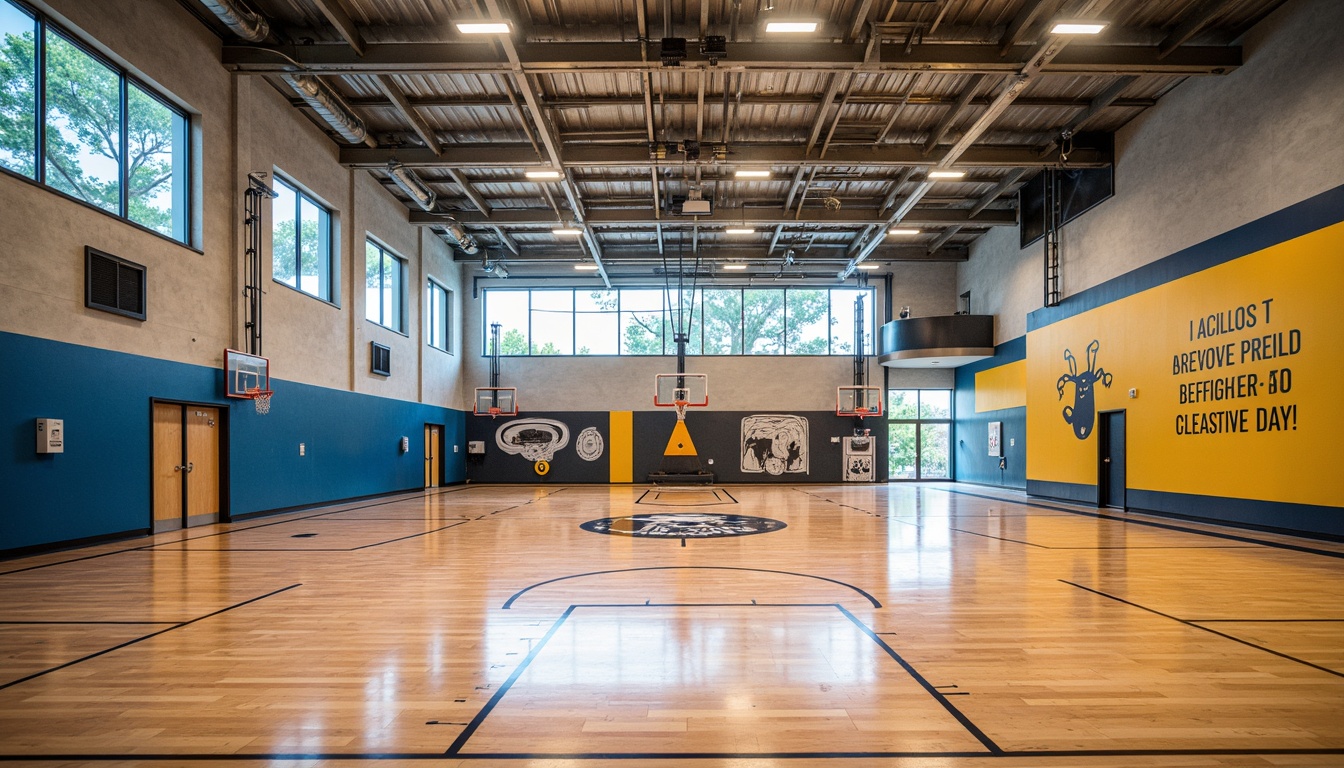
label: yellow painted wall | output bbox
[975,360,1027,412]
[608,411,633,482]
[1027,221,1343,508]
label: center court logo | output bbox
[580,513,787,539]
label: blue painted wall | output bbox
[1,331,465,553]
[953,337,1027,489]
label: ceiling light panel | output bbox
[765,21,819,33]
[457,21,511,34]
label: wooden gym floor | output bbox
[1,483,1341,767]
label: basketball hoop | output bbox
[673,399,689,421]
[245,387,273,415]
[487,406,502,419]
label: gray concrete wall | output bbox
[0,0,464,408]
[960,0,1344,344]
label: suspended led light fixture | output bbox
[734,170,771,179]
[574,264,601,271]
[457,21,512,34]
[765,21,819,33]
[553,228,584,236]
[198,0,270,42]
[525,170,562,179]
[386,160,437,212]
[1050,20,1108,34]
[857,263,881,270]
[889,228,921,236]
[725,228,757,235]
[282,74,373,146]
[723,263,749,270]
[927,170,966,179]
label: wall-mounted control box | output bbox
[36,418,64,454]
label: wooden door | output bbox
[185,407,221,527]
[1099,411,1126,509]
[152,403,184,533]
[425,425,441,488]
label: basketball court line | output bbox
[0,486,480,576]
[501,565,882,609]
[1060,579,1344,679]
[445,602,1002,758]
[936,487,1344,559]
[145,520,470,553]
[0,584,301,691]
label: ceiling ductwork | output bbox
[198,0,269,43]
[386,161,437,212]
[434,223,480,256]
[282,74,376,147]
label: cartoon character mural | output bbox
[741,415,809,475]
[1056,340,1113,439]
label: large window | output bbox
[0,0,190,242]
[482,287,876,356]
[272,176,334,302]
[365,240,405,332]
[888,389,952,480]
[427,278,451,352]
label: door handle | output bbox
[1103,457,1111,463]
[174,465,184,472]
[186,462,194,473]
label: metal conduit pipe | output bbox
[386,161,437,212]
[435,222,480,256]
[198,0,270,43]
[282,74,377,147]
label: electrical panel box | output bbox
[36,418,64,454]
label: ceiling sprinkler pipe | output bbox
[199,0,270,43]
[282,74,376,147]
[386,161,438,212]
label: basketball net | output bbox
[246,387,273,415]
[673,399,689,421]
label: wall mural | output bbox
[1056,339,1113,439]
[496,419,570,471]
[575,426,604,461]
[741,415,809,475]
[842,435,873,482]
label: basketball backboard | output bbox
[225,349,269,398]
[836,385,883,417]
[474,387,518,417]
[654,373,709,408]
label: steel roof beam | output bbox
[224,42,1242,76]
[1159,0,1240,58]
[306,93,1158,110]
[340,143,1111,169]
[375,76,442,155]
[407,207,1016,227]
[452,244,970,262]
[307,0,366,56]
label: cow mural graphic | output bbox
[1056,339,1113,440]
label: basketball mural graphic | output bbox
[581,513,786,539]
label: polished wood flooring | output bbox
[1,483,1342,767]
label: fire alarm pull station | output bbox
[36,418,64,454]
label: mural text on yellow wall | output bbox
[1173,298,1301,435]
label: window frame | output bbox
[426,277,452,353]
[270,173,338,305]
[481,286,876,358]
[364,238,407,334]
[886,388,954,481]
[0,0,193,246]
